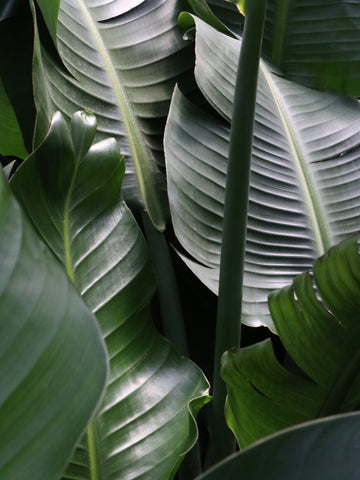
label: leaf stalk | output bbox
[207,0,267,466]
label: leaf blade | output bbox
[0,166,107,479]
[11,111,210,479]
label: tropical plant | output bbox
[1,0,360,479]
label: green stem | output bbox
[142,212,203,476]
[87,419,103,480]
[142,212,189,357]
[62,165,103,478]
[207,0,267,466]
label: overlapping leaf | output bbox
[0,166,107,479]
[165,16,360,329]
[10,111,210,479]
[196,412,360,480]
[32,0,194,229]
[221,236,360,447]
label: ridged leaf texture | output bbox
[164,17,360,329]
[222,236,360,447]
[10,111,210,479]
[32,0,195,229]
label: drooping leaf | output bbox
[164,17,360,329]
[196,412,360,480]
[31,0,195,230]
[222,236,360,447]
[10,110,210,479]
[0,166,107,479]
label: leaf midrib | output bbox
[62,164,103,479]
[72,0,166,230]
[260,62,331,257]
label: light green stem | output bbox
[62,166,102,478]
[87,419,103,480]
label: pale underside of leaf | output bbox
[34,0,193,228]
[165,17,360,329]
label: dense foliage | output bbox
[1,0,360,479]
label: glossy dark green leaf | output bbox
[0,166,107,479]
[196,413,360,480]
[222,236,360,447]
[11,110,210,479]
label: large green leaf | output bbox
[164,17,360,329]
[221,236,360,447]
[262,0,360,97]
[10,111,210,479]
[206,0,360,96]
[0,166,107,478]
[32,0,194,229]
[196,412,360,480]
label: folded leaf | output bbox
[196,412,360,480]
[0,166,107,479]
[222,236,360,447]
[11,111,210,479]
[165,17,360,329]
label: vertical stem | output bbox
[142,212,202,476]
[207,0,267,466]
[87,419,103,480]
[142,212,189,356]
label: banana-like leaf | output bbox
[262,0,360,97]
[221,236,360,447]
[196,412,360,480]
[205,0,360,97]
[165,17,360,329]
[0,166,107,478]
[10,111,210,479]
[32,0,194,229]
